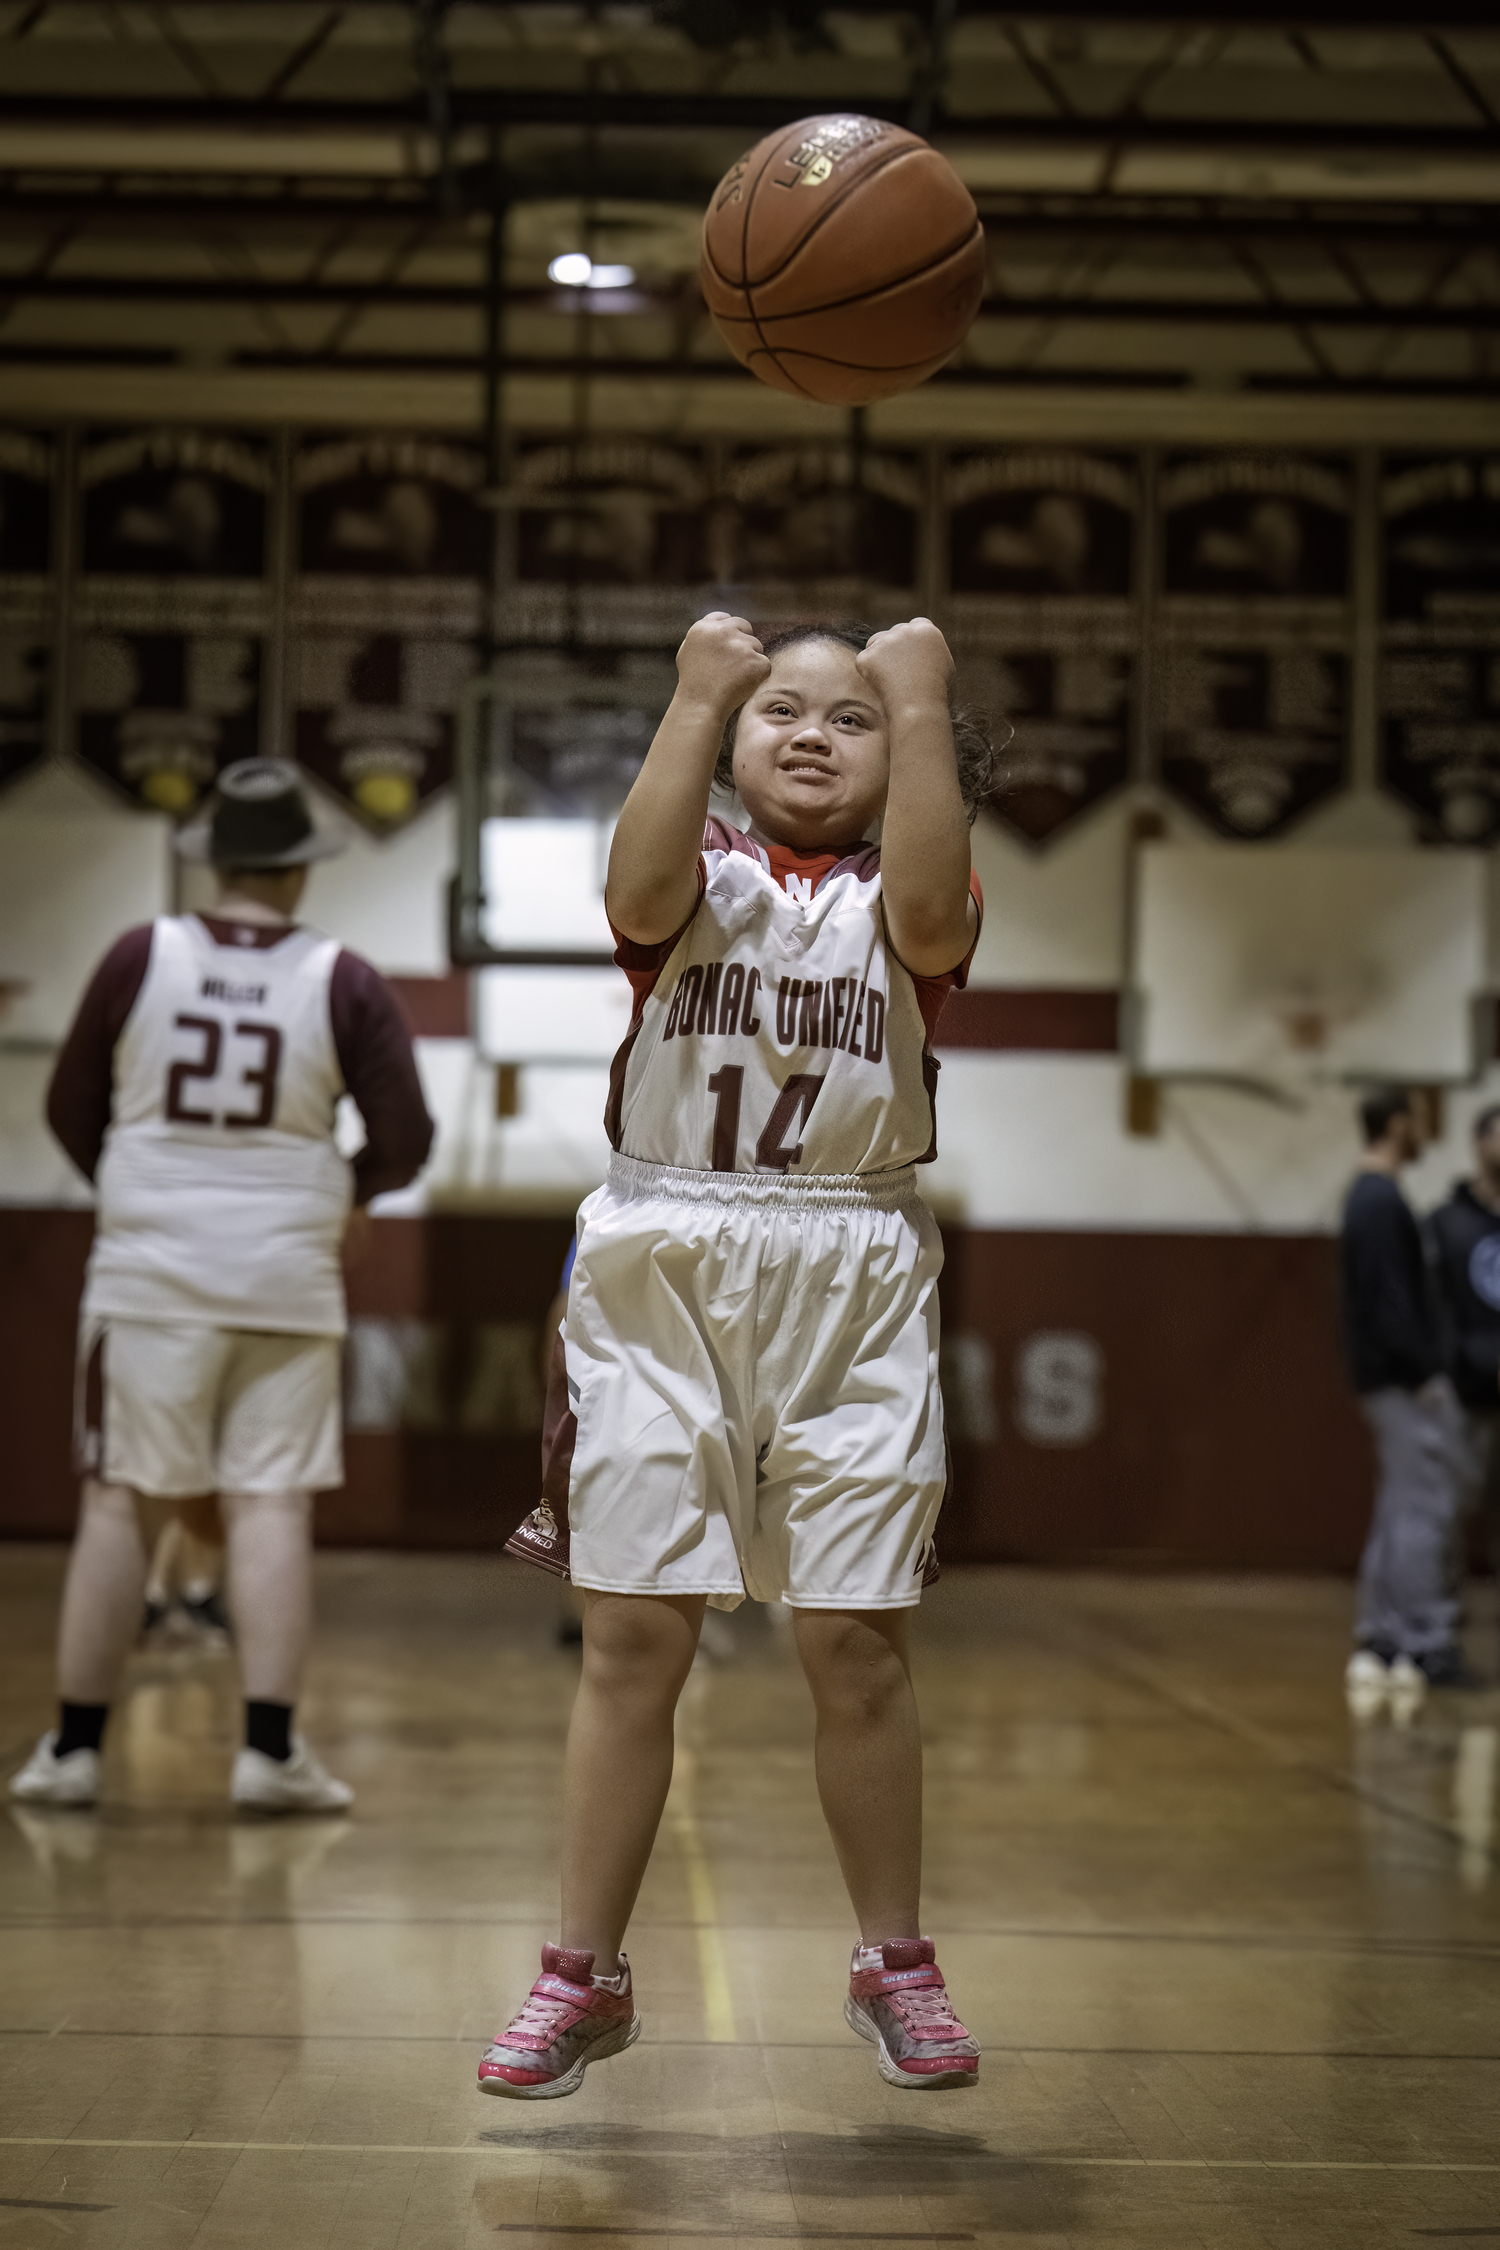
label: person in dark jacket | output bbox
[1341,1086,1481,1711]
[1426,1104,1500,1608]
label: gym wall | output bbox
[4,421,1500,1565]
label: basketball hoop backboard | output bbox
[452,652,679,1078]
[451,653,676,972]
[1132,845,1487,1089]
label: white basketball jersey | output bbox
[85,915,353,1334]
[607,821,975,1176]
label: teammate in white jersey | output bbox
[482,615,999,2100]
[10,760,433,1815]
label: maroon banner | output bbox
[0,429,54,795]
[1157,452,1352,839]
[1380,453,1500,843]
[292,434,486,830]
[947,452,1138,846]
[75,429,268,814]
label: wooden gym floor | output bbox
[1,1549,1498,2248]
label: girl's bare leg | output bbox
[559,1590,705,1972]
[792,1606,923,1946]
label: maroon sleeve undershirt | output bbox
[45,923,156,1183]
[329,951,436,1205]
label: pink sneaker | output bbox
[477,1944,640,2099]
[845,1938,979,2090]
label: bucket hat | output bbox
[174,758,349,867]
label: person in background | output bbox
[1341,1085,1481,1717]
[9,759,434,1814]
[1425,1105,1500,1653]
[141,1499,231,1649]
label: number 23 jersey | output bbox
[87,915,353,1335]
[606,818,982,1176]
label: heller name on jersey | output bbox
[200,975,270,1007]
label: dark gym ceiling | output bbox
[1,2,1498,432]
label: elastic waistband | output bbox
[606,1151,919,1214]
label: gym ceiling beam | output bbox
[2,192,1494,253]
[6,275,1495,330]
[3,338,1493,396]
[2,92,1497,159]
[13,0,1500,24]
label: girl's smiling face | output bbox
[730,637,890,850]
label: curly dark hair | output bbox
[712,620,1003,825]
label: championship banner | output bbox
[720,443,921,628]
[946,451,1137,846]
[510,440,710,650]
[75,429,268,813]
[1380,455,1500,844]
[1156,453,1352,838]
[0,430,54,796]
[291,435,489,831]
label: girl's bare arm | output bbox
[605,612,770,945]
[857,619,977,978]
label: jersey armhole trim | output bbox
[608,860,708,984]
[882,879,983,989]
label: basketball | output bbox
[700,113,986,406]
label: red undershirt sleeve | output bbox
[609,860,708,1023]
[909,869,985,1048]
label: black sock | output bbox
[244,1700,294,1763]
[55,1702,108,1758]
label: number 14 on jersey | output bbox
[707,1067,823,1173]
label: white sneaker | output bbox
[1387,1654,1427,1725]
[1344,1649,1389,1721]
[231,1737,353,1815]
[8,1732,100,1807]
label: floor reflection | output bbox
[1348,1692,1498,1897]
[1454,1724,1498,1892]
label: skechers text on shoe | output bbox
[845,1938,979,2090]
[478,1945,640,2099]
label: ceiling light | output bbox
[547,254,636,289]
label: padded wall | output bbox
[0,1209,1371,1569]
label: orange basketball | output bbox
[700,113,986,406]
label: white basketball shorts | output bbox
[77,1318,343,1497]
[563,1152,948,1610]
